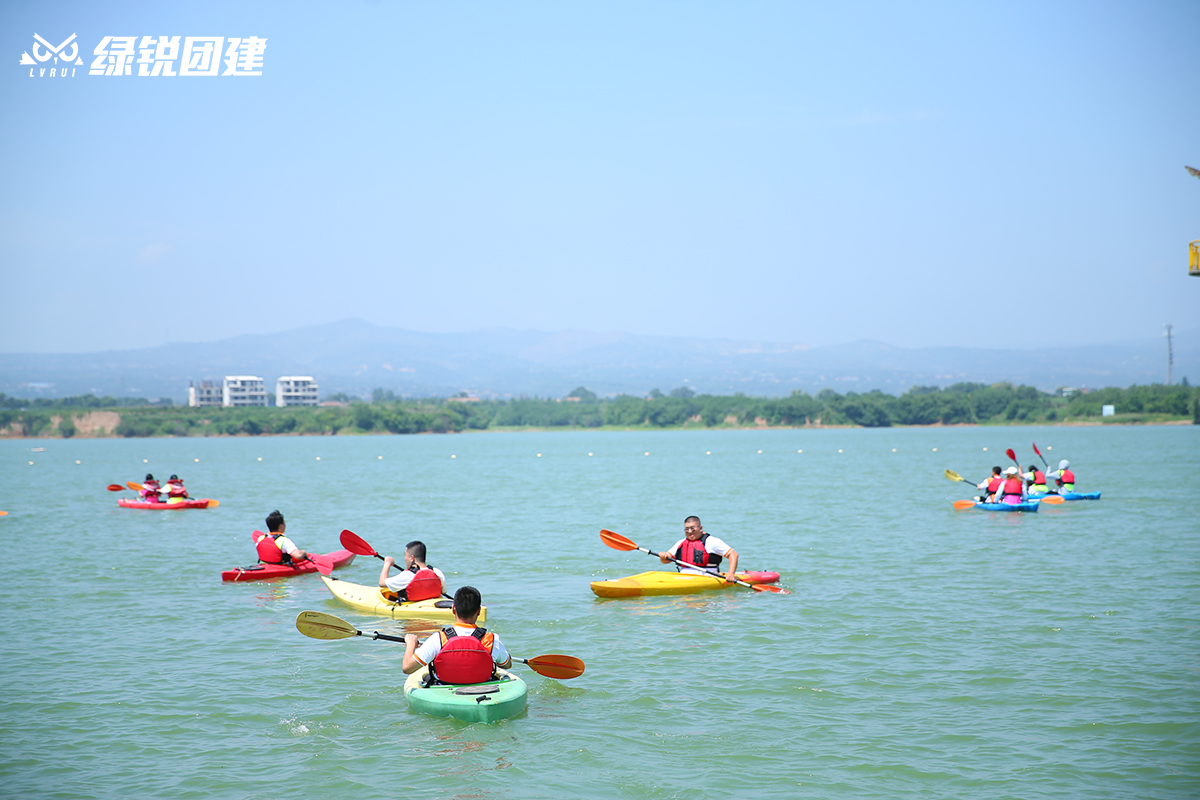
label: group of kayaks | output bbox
[222,527,787,723]
[960,491,1102,513]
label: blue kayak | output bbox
[1029,491,1101,501]
[970,501,1039,512]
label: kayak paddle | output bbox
[944,469,984,486]
[126,481,144,492]
[599,529,790,594]
[295,611,585,679]
[206,499,220,508]
[1032,441,1050,468]
[249,530,333,575]
[106,484,126,492]
[340,530,451,598]
[0,510,7,516]
[952,500,978,510]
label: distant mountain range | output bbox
[1,318,1194,401]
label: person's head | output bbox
[1028,465,1037,473]
[405,540,427,565]
[169,474,179,481]
[1005,466,1018,476]
[266,510,285,533]
[145,473,154,482]
[452,585,482,621]
[683,516,703,540]
[992,466,1002,476]
[1058,459,1070,470]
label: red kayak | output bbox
[221,549,356,582]
[119,498,215,510]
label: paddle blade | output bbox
[309,554,334,576]
[521,654,585,680]
[1038,495,1065,504]
[126,481,143,492]
[944,469,964,482]
[749,583,790,595]
[1005,448,1017,464]
[953,500,978,510]
[600,529,638,551]
[1032,441,1043,457]
[296,611,360,640]
[107,484,126,492]
[340,529,379,557]
[0,510,7,516]
[206,499,219,508]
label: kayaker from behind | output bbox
[1045,460,1076,492]
[163,474,189,501]
[658,516,739,584]
[1022,464,1048,494]
[998,466,1027,505]
[402,586,512,684]
[976,466,1003,502]
[254,510,312,565]
[379,540,446,602]
[140,474,162,503]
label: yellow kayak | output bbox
[319,576,487,622]
[590,570,781,598]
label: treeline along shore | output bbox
[2,382,1197,438]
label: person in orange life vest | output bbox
[163,474,188,500]
[402,586,511,684]
[254,510,311,565]
[140,474,163,502]
[1022,465,1048,494]
[657,516,739,583]
[1045,459,1076,492]
[976,466,1003,502]
[998,466,1027,505]
[378,540,446,602]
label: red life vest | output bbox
[1030,470,1045,486]
[165,481,187,498]
[431,627,495,684]
[403,566,442,602]
[141,481,161,500]
[254,531,286,564]
[676,534,722,571]
[1056,469,1075,486]
[986,477,1003,493]
[1001,477,1023,497]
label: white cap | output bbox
[1005,466,1018,475]
[1058,459,1069,469]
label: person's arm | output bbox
[723,548,739,583]
[379,556,396,589]
[402,633,423,673]
[492,636,512,669]
[658,540,682,564]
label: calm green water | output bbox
[1,426,1197,799]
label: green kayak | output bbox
[403,666,527,723]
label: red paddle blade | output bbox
[750,583,790,595]
[309,554,334,576]
[1005,448,1017,463]
[106,484,125,492]
[250,529,268,543]
[523,654,585,680]
[340,529,379,557]
[953,500,977,510]
[1032,441,1043,457]
[600,529,638,551]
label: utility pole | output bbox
[1165,323,1174,385]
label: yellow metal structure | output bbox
[1190,240,1200,277]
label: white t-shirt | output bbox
[666,534,733,575]
[274,535,302,556]
[384,566,447,594]
[413,624,510,668]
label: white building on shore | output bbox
[223,376,267,407]
[276,376,320,407]
[188,380,222,407]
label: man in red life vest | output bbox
[163,474,188,500]
[140,474,162,503]
[1022,464,1048,494]
[402,586,511,684]
[976,466,1003,502]
[657,516,739,584]
[378,540,446,602]
[253,510,312,565]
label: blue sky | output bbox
[2,0,1197,354]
